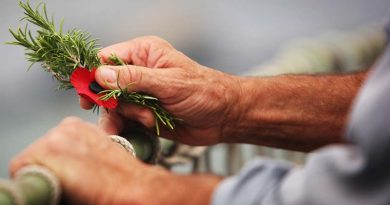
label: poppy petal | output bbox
[70,67,118,109]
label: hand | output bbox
[81,36,242,145]
[9,117,221,205]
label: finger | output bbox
[8,132,54,177]
[95,65,168,95]
[9,152,39,177]
[79,96,94,110]
[117,103,156,128]
[98,36,174,66]
[98,40,135,64]
[98,109,123,135]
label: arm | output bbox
[224,71,368,151]
[214,44,390,204]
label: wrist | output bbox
[221,76,261,143]
[220,75,304,147]
[220,75,316,148]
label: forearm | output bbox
[223,71,368,151]
[167,174,222,205]
[120,168,222,205]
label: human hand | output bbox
[9,117,220,205]
[80,36,243,145]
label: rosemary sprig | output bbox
[8,1,176,133]
[99,88,175,136]
[8,1,100,89]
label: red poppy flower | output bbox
[70,67,118,109]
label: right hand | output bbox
[80,36,243,145]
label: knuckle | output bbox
[144,35,163,42]
[45,125,86,154]
[45,128,72,151]
[46,126,67,141]
[139,35,172,48]
[61,116,83,126]
[52,117,86,142]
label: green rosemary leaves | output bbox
[8,1,176,134]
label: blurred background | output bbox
[0,0,389,177]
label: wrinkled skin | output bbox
[80,36,243,146]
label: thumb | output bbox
[96,65,163,94]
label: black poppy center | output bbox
[89,81,104,94]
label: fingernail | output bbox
[99,67,117,83]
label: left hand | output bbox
[9,117,221,205]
